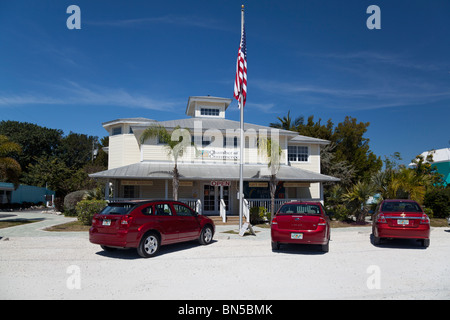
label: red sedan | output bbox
[372,199,430,247]
[89,200,215,258]
[271,201,330,252]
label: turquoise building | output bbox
[415,148,450,186]
[0,183,55,205]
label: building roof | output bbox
[129,117,331,145]
[89,161,340,182]
[409,148,450,166]
[289,134,330,145]
[102,118,156,129]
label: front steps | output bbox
[207,216,248,225]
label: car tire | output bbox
[271,241,280,251]
[422,238,430,248]
[137,232,160,258]
[372,234,381,245]
[199,225,213,245]
[321,241,329,253]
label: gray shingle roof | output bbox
[90,161,339,182]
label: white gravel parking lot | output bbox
[0,211,449,300]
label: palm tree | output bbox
[269,110,304,131]
[395,167,428,204]
[257,137,282,222]
[140,125,192,201]
[343,181,375,223]
[0,135,22,188]
[372,167,432,204]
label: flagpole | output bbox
[239,5,245,230]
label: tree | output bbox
[320,142,356,189]
[0,135,22,187]
[140,125,192,201]
[343,181,376,223]
[373,153,443,204]
[0,120,63,170]
[333,116,382,182]
[297,115,334,141]
[258,137,282,221]
[57,132,98,169]
[269,113,382,184]
[269,111,304,131]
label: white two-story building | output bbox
[90,96,339,216]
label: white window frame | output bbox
[288,145,309,163]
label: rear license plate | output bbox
[291,233,303,239]
[397,219,409,225]
[102,219,111,226]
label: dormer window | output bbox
[112,127,122,136]
[185,96,231,119]
[200,108,220,116]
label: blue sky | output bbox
[1,0,449,166]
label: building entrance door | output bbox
[203,184,230,215]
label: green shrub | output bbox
[250,206,268,224]
[76,199,107,226]
[328,204,351,222]
[64,190,89,216]
[424,187,450,218]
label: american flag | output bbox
[234,23,247,108]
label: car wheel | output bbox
[321,241,329,253]
[372,234,381,245]
[422,238,430,248]
[137,232,160,258]
[271,241,280,251]
[199,226,213,245]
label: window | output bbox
[155,203,173,216]
[200,108,220,116]
[278,204,321,215]
[100,203,136,215]
[223,136,238,148]
[173,204,194,217]
[141,205,153,215]
[112,127,122,136]
[123,185,137,198]
[381,201,422,212]
[288,146,308,162]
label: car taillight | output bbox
[120,216,133,227]
[377,214,387,224]
[318,218,327,226]
[271,217,277,225]
[420,214,430,224]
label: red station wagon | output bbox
[271,201,331,252]
[372,199,430,247]
[89,200,215,258]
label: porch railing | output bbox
[247,198,323,214]
[108,197,322,217]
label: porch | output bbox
[107,197,322,224]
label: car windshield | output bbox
[278,204,321,215]
[381,201,422,212]
[99,203,136,215]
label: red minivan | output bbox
[89,200,215,258]
[372,199,430,247]
[271,201,330,252]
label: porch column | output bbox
[104,180,109,201]
[165,179,168,200]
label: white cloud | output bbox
[0,81,177,111]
